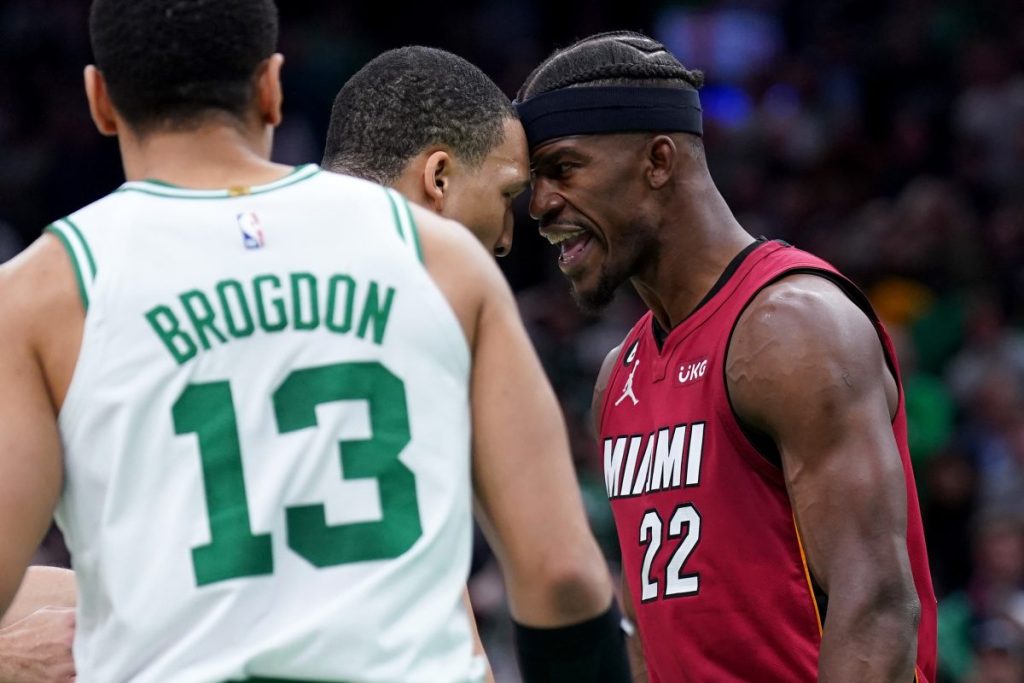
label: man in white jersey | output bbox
[0,1,632,681]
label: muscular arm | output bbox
[728,275,919,683]
[0,241,77,683]
[595,347,648,683]
[466,260,613,625]
[418,205,614,622]
[0,246,66,621]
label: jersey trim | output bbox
[383,188,408,244]
[45,220,96,310]
[384,189,425,264]
[401,198,424,263]
[793,515,824,637]
[232,678,351,683]
[650,238,764,349]
[116,164,321,199]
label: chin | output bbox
[570,279,617,315]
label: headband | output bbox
[513,86,703,149]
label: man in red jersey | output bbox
[516,31,937,682]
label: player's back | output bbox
[50,166,481,683]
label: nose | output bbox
[494,211,514,258]
[528,177,564,222]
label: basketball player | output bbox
[0,45,534,683]
[516,31,938,682]
[0,3,632,681]
[322,46,530,258]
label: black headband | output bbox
[513,86,703,149]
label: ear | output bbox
[421,150,451,213]
[256,53,285,127]
[84,66,118,137]
[645,135,677,190]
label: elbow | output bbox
[869,576,920,635]
[539,553,614,620]
[836,573,921,647]
[508,548,614,627]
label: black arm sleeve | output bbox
[514,602,632,683]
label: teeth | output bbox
[544,230,585,245]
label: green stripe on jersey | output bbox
[231,678,352,683]
[61,218,97,279]
[45,224,90,310]
[383,189,407,244]
[399,197,424,264]
[116,164,321,199]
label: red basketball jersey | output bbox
[599,241,937,682]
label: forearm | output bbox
[0,606,76,683]
[818,590,920,682]
[503,553,613,627]
[0,567,76,629]
[621,618,649,683]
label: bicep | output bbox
[728,278,911,593]
[0,317,63,618]
[470,280,592,567]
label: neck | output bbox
[631,173,755,330]
[118,120,291,188]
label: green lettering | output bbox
[290,272,320,331]
[357,282,396,345]
[215,280,255,339]
[180,290,228,350]
[145,305,198,365]
[325,275,355,334]
[254,274,287,332]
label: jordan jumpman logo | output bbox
[615,360,640,406]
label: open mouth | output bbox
[542,227,596,272]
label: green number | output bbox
[172,382,274,585]
[173,362,422,585]
[274,362,421,566]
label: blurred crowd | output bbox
[2,1,1022,681]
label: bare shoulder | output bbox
[727,274,894,435]
[0,235,78,333]
[409,204,511,348]
[591,343,624,434]
[0,234,83,408]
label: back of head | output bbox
[322,46,515,185]
[89,0,279,134]
[517,31,704,100]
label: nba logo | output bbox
[237,212,265,249]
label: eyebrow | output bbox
[530,146,588,172]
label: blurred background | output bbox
[2,0,1023,681]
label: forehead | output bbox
[483,119,529,175]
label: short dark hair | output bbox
[517,31,704,101]
[89,0,279,133]
[322,47,516,185]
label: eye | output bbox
[555,162,575,177]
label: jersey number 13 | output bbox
[172,361,421,586]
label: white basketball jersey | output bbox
[49,166,482,683]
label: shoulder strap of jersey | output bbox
[46,217,97,311]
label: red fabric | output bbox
[599,241,937,683]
